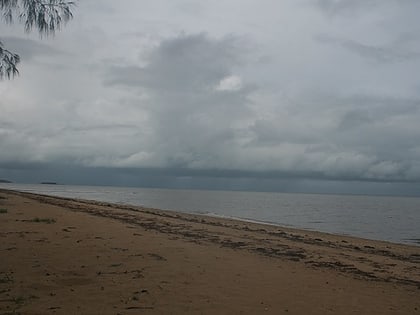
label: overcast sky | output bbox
[1,0,420,193]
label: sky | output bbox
[1,0,420,195]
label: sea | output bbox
[1,183,419,246]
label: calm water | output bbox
[1,183,419,245]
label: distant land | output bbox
[40,182,57,185]
[0,179,12,183]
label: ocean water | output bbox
[1,183,419,246]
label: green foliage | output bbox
[0,207,8,213]
[0,272,13,283]
[12,295,26,305]
[29,217,56,223]
[0,0,75,79]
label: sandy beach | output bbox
[0,189,419,314]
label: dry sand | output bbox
[0,189,419,314]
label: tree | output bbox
[0,0,75,79]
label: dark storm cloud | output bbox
[2,0,420,192]
[103,33,255,170]
[3,163,420,197]
[105,33,241,90]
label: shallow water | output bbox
[1,183,419,245]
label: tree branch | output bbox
[1,0,18,23]
[20,0,75,35]
[0,0,74,79]
[0,40,20,79]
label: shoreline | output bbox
[201,213,420,247]
[1,186,418,247]
[3,188,419,248]
[1,189,420,314]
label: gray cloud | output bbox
[313,0,420,16]
[316,35,420,63]
[1,36,62,61]
[102,33,256,170]
[106,33,242,90]
[1,0,420,191]
[314,0,377,15]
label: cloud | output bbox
[316,35,420,63]
[313,0,419,16]
[314,0,377,15]
[103,33,256,169]
[2,1,420,189]
[0,36,63,61]
[215,75,243,91]
[106,33,242,90]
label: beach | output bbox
[0,189,419,314]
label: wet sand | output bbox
[0,189,419,314]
